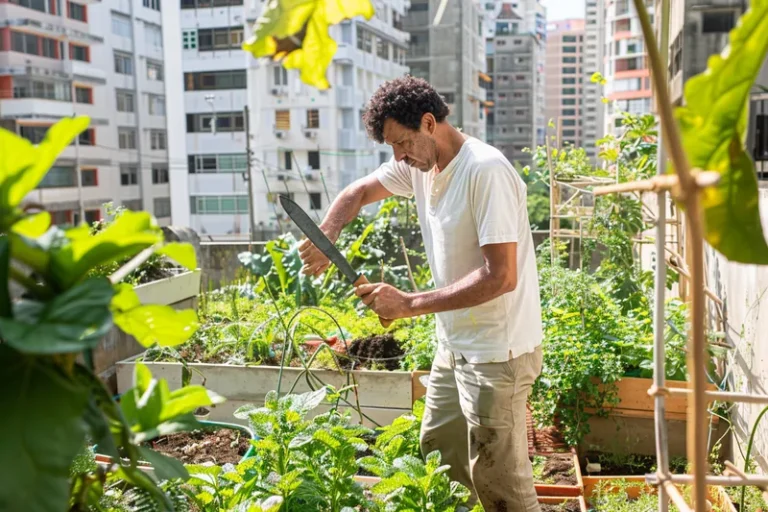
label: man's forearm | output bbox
[409,266,516,316]
[319,184,366,241]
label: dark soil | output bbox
[347,334,404,371]
[540,500,582,512]
[146,427,250,465]
[535,453,577,485]
[580,451,657,476]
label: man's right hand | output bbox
[298,236,332,277]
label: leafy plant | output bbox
[0,118,214,511]
[243,0,375,90]
[359,399,425,477]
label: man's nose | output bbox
[393,148,406,162]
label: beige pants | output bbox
[420,344,543,512]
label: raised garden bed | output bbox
[539,496,588,512]
[534,448,584,498]
[583,476,736,511]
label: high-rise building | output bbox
[1,0,177,225]
[404,0,487,141]
[583,0,605,159]
[603,0,654,136]
[482,0,547,166]
[545,18,585,148]
[243,1,410,234]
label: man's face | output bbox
[383,117,438,172]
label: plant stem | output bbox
[740,405,768,510]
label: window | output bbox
[615,57,642,72]
[77,129,94,146]
[147,60,163,81]
[11,31,59,59]
[562,88,576,95]
[74,86,92,104]
[143,0,160,11]
[186,112,245,133]
[376,37,389,59]
[122,199,142,211]
[356,27,365,50]
[702,11,735,33]
[561,56,576,64]
[185,70,246,90]
[120,164,139,185]
[562,77,576,84]
[562,67,576,74]
[198,27,244,51]
[441,92,456,104]
[116,90,135,112]
[308,151,320,170]
[182,30,197,49]
[20,125,49,144]
[38,167,76,188]
[112,13,132,39]
[154,197,171,217]
[118,128,137,149]
[275,110,290,130]
[181,0,244,6]
[310,193,322,211]
[562,119,576,126]
[150,130,167,150]
[562,35,577,43]
[283,151,293,170]
[70,44,88,62]
[562,109,576,116]
[273,66,288,86]
[562,129,576,137]
[114,52,133,75]
[562,46,577,53]
[190,195,249,214]
[68,2,86,22]
[11,0,47,13]
[80,169,97,187]
[148,95,165,115]
[12,79,71,101]
[363,30,374,53]
[145,23,163,49]
[188,154,247,173]
[306,109,319,129]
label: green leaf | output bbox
[0,237,10,317]
[242,0,375,90]
[111,283,200,348]
[0,345,89,512]
[675,1,768,263]
[157,242,197,271]
[136,446,190,481]
[12,211,51,238]
[51,211,163,288]
[239,251,273,276]
[162,385,224,422]
[0,277,114,354]
[0,117,89,226]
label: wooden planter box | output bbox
[117,358,415,427]
[412,370,429,403]
[539,496,588,511]
[583,476,736,511]
[92,270,202,392]
[534,448,584,498]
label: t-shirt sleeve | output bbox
[471,161,521,247]
[374,157,414,198]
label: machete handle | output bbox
[353,274,393,328]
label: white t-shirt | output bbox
[374,137,542,363]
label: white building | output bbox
[582,0,606,160]
[244,1,410,234]
[1,0,176,225]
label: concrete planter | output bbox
[116,358,416,427]
[94,270,201,391]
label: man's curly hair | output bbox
[362,75,450,144]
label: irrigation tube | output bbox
[653,1,671,510]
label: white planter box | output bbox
[116,358,414,427]
[133,270,201,306]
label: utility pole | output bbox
[244,105,257,243]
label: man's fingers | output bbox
[361,293,375,306]
[354,283,378,297]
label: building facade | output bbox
[0,0,175,225]
[603,0,654,136]
[483,0,547,167]
[545,18,585,148]
[404,0,487,141]
[583,0,605,160]
[238,1,409,235]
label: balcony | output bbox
[0,97,73,118]
[336,86,355,108]
[64,60,107,84]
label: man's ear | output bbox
[421,113,437,135]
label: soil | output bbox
[346,334,405,371]
[535,453,577,485]
[580,450,657,476]
[540,500,582,512]
[146,427,250,465]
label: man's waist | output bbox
[437,340,541,364]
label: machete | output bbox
[279,195,393,328]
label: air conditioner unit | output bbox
[304,130,317,139]
[305,171,317,181]
[274,128,286,138]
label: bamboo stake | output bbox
[399,236,417,292]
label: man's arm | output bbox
[356,242,517,319]
[299,174,393,276]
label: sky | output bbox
[541,0,586,22]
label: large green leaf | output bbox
[0,237,10,317]
[157,242,197,271]
[136,447,189,481]
[0,277,114,354]
[111,283,199,347]
[0,117,89,227]
[675,0,768,263]
[243,0,375,90]
[0,345,89,512]
[51,211,163,288]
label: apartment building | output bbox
[0,0,176,225]
[483,0,547,167]
[603,0,654,136]
[545,18,585,148]
[583,0,605,159]
[405,0,487,141]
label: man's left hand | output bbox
[355,283,414,320]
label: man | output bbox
[298,76,543,512]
